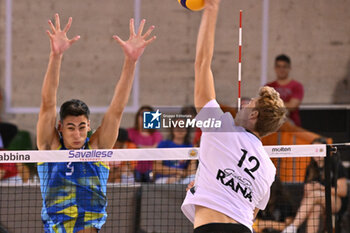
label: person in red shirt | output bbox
[0,163,18,181]
[266,54,304,126]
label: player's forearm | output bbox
[194,5,219,108]
[195,6,218,67]
[108,57,136,116]
[41,53,62,108]
[318,181,346,198]
[331,178,348,197]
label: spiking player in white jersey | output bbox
[181,1,287,233]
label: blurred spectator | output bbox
[153,119,196,184]
[253,177,295,233]
[180,105,198,146]
[282,137,348,233]
[6,130,35,183]
[0,112,21,183]
[128,106,163,182]
[108,128,136,183]
[0,163,22,184]
[0,123,18,149]
[266,54,304,126]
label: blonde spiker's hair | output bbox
[254,86,287,137]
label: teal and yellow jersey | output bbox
[37,138,110,233]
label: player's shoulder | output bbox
[201,99,219,107]
[49,138,62,150]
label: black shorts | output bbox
[194,223,251,233]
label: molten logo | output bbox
[271,147,292,152]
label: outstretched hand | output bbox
[46,14,80,56]
[113,18,156,62]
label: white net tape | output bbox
[0,144,326,163]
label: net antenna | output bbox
[238,10,242,111]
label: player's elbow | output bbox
[105,110,123,125]
[106,105,124,118]
[40,95,57,109]
[195,58,211,72]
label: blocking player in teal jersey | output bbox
[36,14,156,233]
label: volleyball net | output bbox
[0,144,346,233]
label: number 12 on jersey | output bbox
[237,149,260,180]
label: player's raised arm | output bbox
[37,14,80,150]
[194,0,221,111]
[91,18,156,149]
